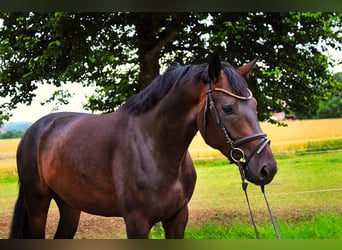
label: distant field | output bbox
[0,138,19,176]
[189,118,342,158]
[0,138,19,155]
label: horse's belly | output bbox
[56,182,120,216]
[44,165,121,217]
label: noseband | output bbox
[202,79,280,239]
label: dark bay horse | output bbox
[9,55,277,239]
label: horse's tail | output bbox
[9,184,30,239]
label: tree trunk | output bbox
[135,24,179,90]
[139,52,160,90]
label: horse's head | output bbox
[197,55,277,186]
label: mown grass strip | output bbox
[149,212,342,239]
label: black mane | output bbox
[122,64,205,116]
[122,62,248,116]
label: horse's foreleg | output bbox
[162,204,189,239]
[124,212,152,239]
[54,196,81,239]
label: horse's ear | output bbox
[237,56,259,79]
[208,55,221,82]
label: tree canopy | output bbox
[0,12,341,125]
[315,72,342,119]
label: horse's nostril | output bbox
[258,163,277,185]
[260,166,269,179]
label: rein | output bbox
[203,82,281,239]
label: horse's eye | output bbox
[222,104,235,115]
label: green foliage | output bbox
[206,12,341,120]
[316,96,342,118]
[0,130,25,139]
[334,72,342,83]
[315,73,342,118]
[40,89,74,112]
[0,12,341,125]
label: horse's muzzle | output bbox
[246,161,278,186]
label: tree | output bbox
[0,12,341,125]
[316,71,342,119]
[0,130,25,139]
[316,96,342,118]
[333,72,342,83]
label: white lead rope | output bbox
[237,163,281,239]
[242,182,260,239]
[261,185,281,239]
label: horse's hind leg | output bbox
[23,190,52,238]
[53,196,81,239]
[162,204,189,239]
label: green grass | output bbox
[190,151,342,211]
[0,175,18,215]
[150,150,342,239]
[183,212,342,239]
[0,165,17,177]
[149,212,342,239]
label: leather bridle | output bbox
[202,77,281,239]
[203,83,270,173]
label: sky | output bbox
[7,83,96,122]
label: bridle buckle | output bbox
[230,147,246,164]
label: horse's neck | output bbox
[138,88,200,163]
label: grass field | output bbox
[151,212,342,239]
[182,151,342,239]
[0,118,341,239]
